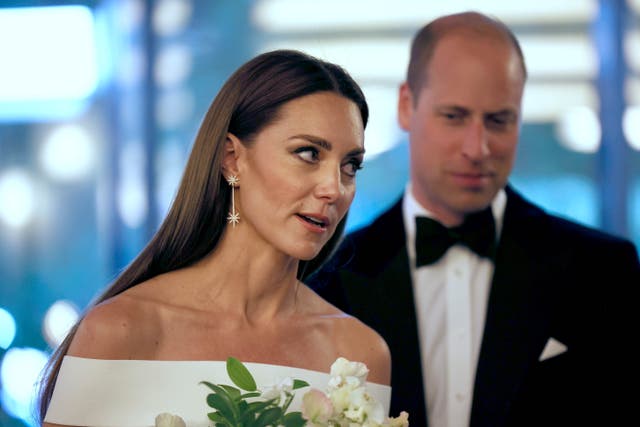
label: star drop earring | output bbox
[226,175,240,226]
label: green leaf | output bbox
[202,383,236,408]
[237,399,249,413]
[238,400,268,424]
[239,391,262,399]
[283,412,307,427]
[253,407,283,427]
[207,411,231,425]
[206,393,237,422]
[292,379,309,390]
[200,381,240,397]
[227,357,257,391]
[246,400,273,413]
[218,384,242,400]
[238,404,260,424]
[200,380,219,392]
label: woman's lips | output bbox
[296,213,330,232]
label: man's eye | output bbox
[486,114,512,130]
[294,147,320,162]
[442,112,464,122]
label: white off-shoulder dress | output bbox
[45,356,391,427]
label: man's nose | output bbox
[462,120,490,160]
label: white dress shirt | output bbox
[403,184,506,427]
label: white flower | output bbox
[330,357,369,386]
[385,411,410,427]
[261,376,294,401]
[155,413,186,427]
[328,381,357,414]
[339,386,385,425]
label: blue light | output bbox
[39,125,96,182]
[0,5,98,121]
[0,169,36,229]
[0,347,49,427]
[42,300,80,348]
[0,307,16,349]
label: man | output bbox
[308,11,640,427]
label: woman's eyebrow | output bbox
[289,134,332,150]
[346,147,366,157]
[289,134,365,157]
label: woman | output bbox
[38,49,392,426]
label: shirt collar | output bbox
[402,183,507,262]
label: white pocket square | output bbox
[539,337,568,361]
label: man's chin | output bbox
[455,190,497,213]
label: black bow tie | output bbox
[415,208,496,267]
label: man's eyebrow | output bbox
[488,108,518,115]
[435,105,470,113]
[486,109,519,120]
[436,105,517,116]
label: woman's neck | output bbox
[187,228,302,323]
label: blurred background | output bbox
[0,0,639,425]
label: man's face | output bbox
[398,32,525,225]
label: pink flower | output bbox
[302,388,334,425]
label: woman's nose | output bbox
[314,165,342,202]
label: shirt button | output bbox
[456,392,466,401]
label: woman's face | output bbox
[234,91,365,260]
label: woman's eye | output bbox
[294,147,320,163]
[342,159,363,177]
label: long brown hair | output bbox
[37,49,368,421]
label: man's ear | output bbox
[397,82,414,131]
[222,133,243,179]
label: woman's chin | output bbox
[292,244,324,261]
[297,251,320,262]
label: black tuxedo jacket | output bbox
[308,185,640,427]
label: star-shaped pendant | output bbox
[227,211,240,226]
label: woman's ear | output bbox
[222,133,243,179]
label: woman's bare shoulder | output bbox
[67,287,161,359]
[335,314,391,385]
[300,285,391,385]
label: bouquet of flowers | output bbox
[300,357,408,427]
[155,357,408,427]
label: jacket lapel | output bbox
[371,250,427,427]
[340,199,429,427]
[470,187,554,427]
